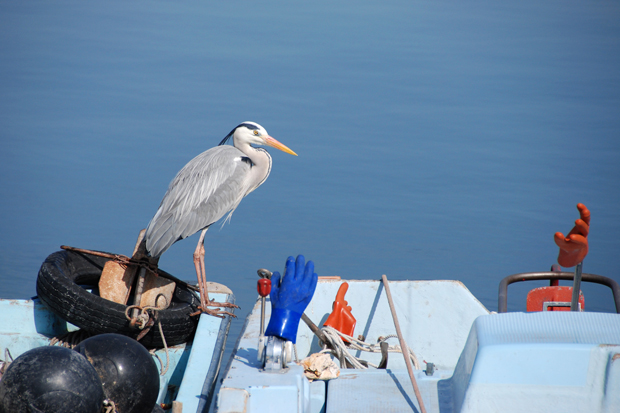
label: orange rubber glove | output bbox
[554,203,590,268]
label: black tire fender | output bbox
[36,249,200,348]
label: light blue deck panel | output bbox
[216,279,488,413]
[217,279,620,413]
[326,369,453,413]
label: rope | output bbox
[127,294,170,376]
[319,326,421,370]
[149,319,170,376]
[49,330,93,348]
[60,245,202,292]
[102,399,117,413]
[125,305,151,329]
[0,349,13,379]
[125,291,168,329]
[60,245,160,277]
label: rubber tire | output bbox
[36,249,200,348]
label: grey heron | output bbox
[145,122,297,317]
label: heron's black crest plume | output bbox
[219,128,235,146]
[239,122,259,130]
[219,122,260,146]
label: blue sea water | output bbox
[1,1,619,359]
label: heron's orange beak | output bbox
[264,136,298,156]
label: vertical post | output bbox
[257,269,272,363]
[130,231,148,326]
[570,262,583,311]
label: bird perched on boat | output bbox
[144,122,297,317]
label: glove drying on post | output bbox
[265,255,318,343]
[554,203,590,268]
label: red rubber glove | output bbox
[554,203,590,268]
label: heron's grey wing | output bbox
[145,146,252,257]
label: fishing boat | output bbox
[214,271,620,413]
[0,249,235,413]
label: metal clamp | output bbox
[262,336,291,372]
[543,301,581,311]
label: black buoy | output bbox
[74,333,160,413]
[0,346,104,413]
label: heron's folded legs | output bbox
[191,229,237,318]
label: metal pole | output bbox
[381,275,427,413]
[570,261,583,311]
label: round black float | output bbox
[74,333,160,413]
[0,346,104,413]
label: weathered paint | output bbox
[0,291,233,413]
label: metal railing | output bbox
[498,271,620,313]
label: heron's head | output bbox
[219,122,297,156]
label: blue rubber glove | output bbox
[264,255,318,343]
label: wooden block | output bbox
[99,229,148,305]
[99,261,137,305]
[140,273,176,309]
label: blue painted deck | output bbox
[216,279,620,413]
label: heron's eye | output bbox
[253,130,259,136]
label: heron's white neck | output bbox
[236,142,272,193]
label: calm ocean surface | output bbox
[1,1,619,359]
